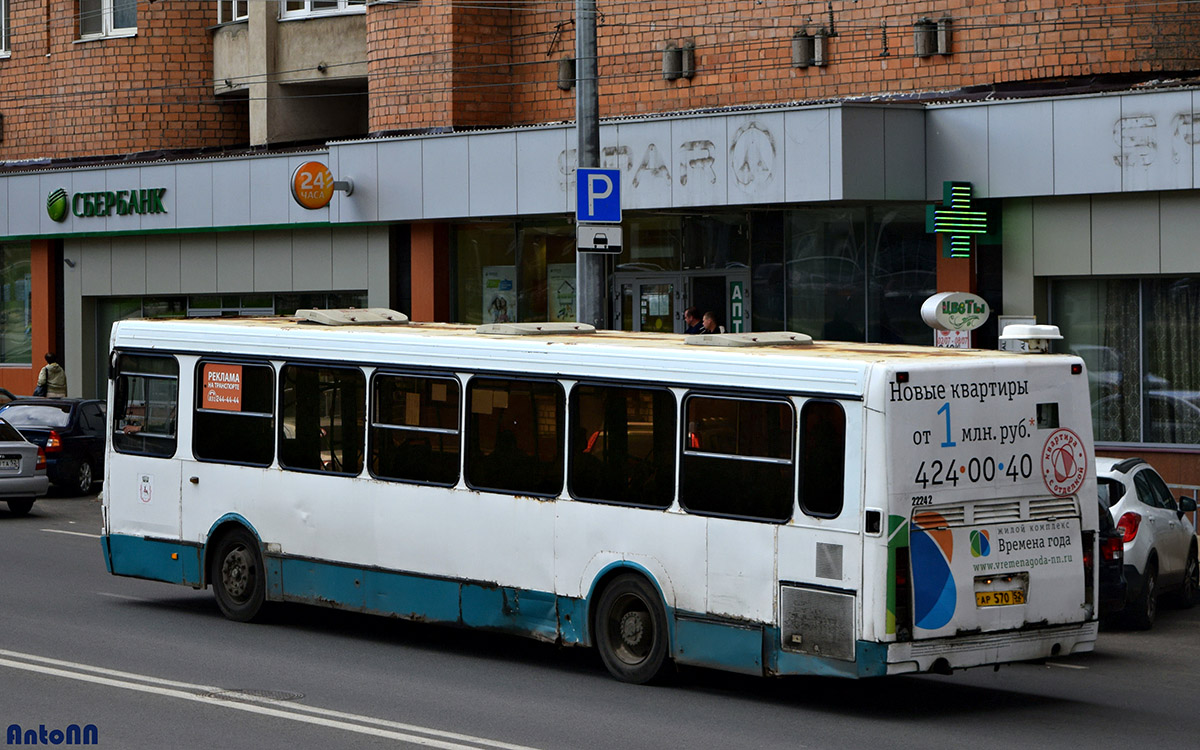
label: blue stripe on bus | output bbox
[104,533,889,678]
[103,534,203,587]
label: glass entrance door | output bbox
[613,272,751,333]
[616,276,681,333]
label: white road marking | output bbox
[95,592,154,602]
[1046,662,1089,670]
[0,649,540,750]
[41,528,101,539]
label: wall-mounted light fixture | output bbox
[64,258,76,268]
[913,18,937,57]
[558,56,575,90]
[792,30,814,68]
[681,41,695,79]
[813,28,829,67]
[663,41,696,81]
[937,17,953,55]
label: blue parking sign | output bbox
[576,168,621,223]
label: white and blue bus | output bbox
[102,310,1100,682]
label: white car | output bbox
[1097,457,1199,628]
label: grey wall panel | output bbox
[1001,198,1036,315]
[1032,197,1091,276]
[1194,90,1200,190]
[139,165,177,231]
[989,102,1053,198]
[216,232,255,292]
[785,108,833,203]
[1118,90,1193,192]
[331,226,371,290]
[828,108,845,199]
[252,231,295,291]
[468,132,518,218]
[213,160,252,227]
[287,154,332,226]
[614,121,672,211]
[422,138,469,219]
[516,128,569,216]
[36,173,67,236]
[884,108,925,200]
[145,235,182,294]
[840,107,885,200]
[366,225,391,307]
[251,158,292,226]
[110,237,148,295]
[80,237,113,296]
[175,163,214,229]
[292,227,334,291]
[1160,192,1200,273]
[926,106,989,200]
[0,178,7,237]
[332,143,378,224]
[1091,193,1159,274]
[672,116,727,207]
[179,234,218,293]
[727,113,785,205]
[1053,97,1121,195]
[377,140,424,221]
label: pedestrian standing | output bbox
[36,353,67,398]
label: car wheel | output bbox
[1173,549,1199,609]
[1127,562,1158,630]
[211,527,268,623]
[6,498,34,516]
[594,573,670,684]
[74,460,94,496]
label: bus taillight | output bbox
[1082,530,1096,609]
[895,548,913,642]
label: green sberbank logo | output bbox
[47,189,69,222]
[45,187,168,221]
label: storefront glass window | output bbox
[1052,277,1200,446]
[867,207,937,345]
[453,223,517,325]
[518,223,576,324]
[786,209,866,342]
[682,214,750,270]
[0,244,32,365]
[618,215,681,272]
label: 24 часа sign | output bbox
[46,187,168,222]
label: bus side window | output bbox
[112,353,179,459]
[193,361,275,467]
[568,384,675,509]
[465,377,563,496]
[680,395,795,522]
[279,364,366,475]
[369,374,461,486]
[799,400,846,518]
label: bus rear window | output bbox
[681,396,794,522]
[280,364,365,475]
[800,400,845,518]
[569,384,675,508]
[465,377,563,496]
[112,353,179,458]
[193,361,275,467]
[370,374,461,486]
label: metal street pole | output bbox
[576,0,606,329]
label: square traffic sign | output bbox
[576,168,621,223]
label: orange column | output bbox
[935,235,977,293]
[0,240,57,396]
[409,223,450,322]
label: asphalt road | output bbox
[2,495,1198,749]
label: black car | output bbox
[1096,496,1128,619]
[0,398,106,496]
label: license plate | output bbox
[0,458,18,470]
[976,590,1026,607]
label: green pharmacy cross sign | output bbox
[925,181,989,258]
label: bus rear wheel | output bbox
[595,574,669,684]
[211,528,267,622]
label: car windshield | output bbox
[1098,477,1125,508]
[0,404,72,429]
[0,418,24,442]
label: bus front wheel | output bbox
[595,573,669,684]
[211,528,267,622]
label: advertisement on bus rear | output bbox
[879,360,1095,639]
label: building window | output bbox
[80,0,137,38]
[217,0,247,23]
[0,244,32,365]
[281,0,365,18]
[1053,277,1200,447]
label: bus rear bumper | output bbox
[884,621,1099,675]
